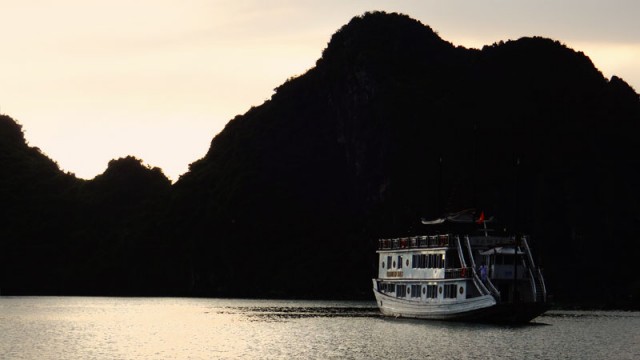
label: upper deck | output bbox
[378,234,517,252]
[378,234,453,251]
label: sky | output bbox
[1,1,638,181]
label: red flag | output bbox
[476,211,485,224]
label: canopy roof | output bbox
[421,209,493,225]
[479,247,524,255]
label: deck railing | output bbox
[378,234,451,250]
[444,267,472,279]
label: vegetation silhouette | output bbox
[1,12,639,307]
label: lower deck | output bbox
[375,279,475,302]
[372,280,496,320]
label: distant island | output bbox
[1,11,639,309]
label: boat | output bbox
[372,209,549,323]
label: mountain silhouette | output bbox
[1,12,639,307]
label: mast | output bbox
[437,155,443,216]
[513,157,520,305]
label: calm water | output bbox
[0,297,638,359]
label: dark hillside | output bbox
[70,156,177,295]
[0,115,79,293]
[0,116,178,295]
[172,12,469,297]
[172,12,640,305]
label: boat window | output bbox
[425,285,437,299]
[444,284,458,299]
[446,250,461,269]
[412,255,417,268]
[381,261,385,269]
[387,256,392,269]
[381,282,394,293]
[496,254,514,265]
[411,285,421,298]
[396,284,406,298]
[397,256,402,269]
[412,254,432,269]
[504,254,515,265]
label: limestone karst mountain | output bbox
[2,12,639,307]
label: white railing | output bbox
[455,235,468,268]
[522,235,547,302]
[537,268,547,300]
[464,235,494,297]
[528,268,537,300]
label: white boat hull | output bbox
[372,280,497,321]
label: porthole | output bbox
[422,286,426,294]
[382,261,385,269]
[439,286,443,294]
[406,259,409,266]
[459,286,464,294]
[407,287,411,296]
[393,261,396,268]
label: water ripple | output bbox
[1,297,638,360]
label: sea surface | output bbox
[0,297,638,359]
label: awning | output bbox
[421,209,494,225]
[421,218,446,225]
[479,247,524,255]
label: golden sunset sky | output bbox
[1,1,638,181]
